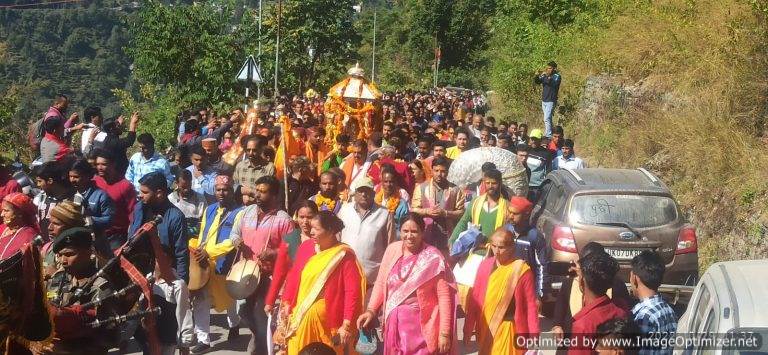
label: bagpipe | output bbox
[0,237,52,354]
[54,215,172,355]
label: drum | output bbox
[187,248,211,291]
[225,259,261,299]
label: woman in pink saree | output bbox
[0,193,39,260]
[357,213,457,355]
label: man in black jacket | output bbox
[535,61,562,138]
[92,112,140,175]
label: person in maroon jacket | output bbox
[569,250,628,354]
[0,161,21,202]
[92,148,136,253]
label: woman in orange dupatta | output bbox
[463,227,539,355]
[282,211,366,354]
[358,213,457,355]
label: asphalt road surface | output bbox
[120,311,556,355]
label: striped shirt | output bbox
[125,152,174,192]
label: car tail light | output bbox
[551,225,577,253]
[676,224,698,254]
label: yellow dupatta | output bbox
[471,193,508,232]
[479,259,530,355]
[287,243,365,337]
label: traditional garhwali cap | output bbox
[214,175,233,188]
[50,200,85,228]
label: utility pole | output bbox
[274,0,282,97]
[257,0,262,101]
[371,9,377,83]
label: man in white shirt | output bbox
[168,169,207,220]
[337,184,390,286]
[553,139,586,170]
[80,106,103,155]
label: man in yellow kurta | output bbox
[188,175,244,353]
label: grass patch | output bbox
[491,0,768,273]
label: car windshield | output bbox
[569,194,678,228]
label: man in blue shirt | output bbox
[125,133,174,192]
[68,158,115,257]
[129,172,192,355]
[129,172,190,283]
[535,61,562,138]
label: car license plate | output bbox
[605,248,644,260]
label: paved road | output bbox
[120,311,555,354]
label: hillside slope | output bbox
[491,0,768,271]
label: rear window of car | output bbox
[568,194,678,228]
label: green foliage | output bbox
[126,1,247,106]
[357,0,495,90]
[0,87,21,153]
[259,0,361,93]
[487,0,621,120]
[0,7,131,125]
[127,0,360,104]
[112,84,183,150]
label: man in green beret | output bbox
[43,227,120,355]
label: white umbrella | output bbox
[448,147,528,196]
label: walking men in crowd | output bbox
[463,228,540,354]
[310,171,342,214]
[126,133,174,192]
[4,86,689,355]
[338,184,390,286]
[67,158,115,257]
[44,227,121,354]
[631,251,678,353]
[93,148,136,252]
[525,128,554,201]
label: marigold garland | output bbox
[375,190,401,213]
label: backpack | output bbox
[28,117,44,153]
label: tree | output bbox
[259,0,361,94]
[126,1,248,106]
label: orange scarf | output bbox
[375,190,400,213]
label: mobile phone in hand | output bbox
[549,261,577,277]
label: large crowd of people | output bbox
[0,66,678,355]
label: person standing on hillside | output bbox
[535,61,562,138]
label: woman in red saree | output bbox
[281,211,366,354]
[0,193,39,260]
[358,213,457,355]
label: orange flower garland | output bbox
[375,190,401,213]
[313,194,337,212]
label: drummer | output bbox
[230,175,295,355]
[188,175,244,353]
